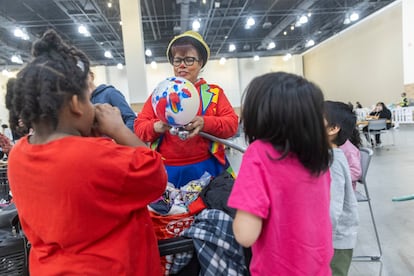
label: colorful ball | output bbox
[151,77,200,127]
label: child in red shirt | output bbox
[7,29,166,276]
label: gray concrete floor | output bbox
[226,125,414,276]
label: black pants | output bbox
[362,127,382,144]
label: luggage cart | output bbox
[157,132,248,275]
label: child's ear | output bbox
[327,125,340,136]
[68,95,83,115]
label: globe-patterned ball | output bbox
[151,77,200,127]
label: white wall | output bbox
[303,1,403,107]
[403,0,414,85]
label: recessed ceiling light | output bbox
[245,17,255,29]
[104,50,113,58]
[283,53,292,61]
[267,41,276,50]
[192,19,201,31]
[299,15,308,24]
[305,39,315,47]
[350,12,359,21]
[11,54,23,64]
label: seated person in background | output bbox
[88,71,137,132]
[400,92,408,107]
[325,101,359,276]
[363,102,392,147]
[355,101,363,109]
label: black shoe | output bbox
[370,139,375,147]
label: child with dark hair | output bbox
[324,101,359,276]
[6,29,166,276]
[228,72,333,275]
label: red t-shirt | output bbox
[8,136,167,276]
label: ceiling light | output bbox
[299,15,308,24]
[305,39,315,48]
[119,21,122,25]
[214,2,220,8]
[228,44,236,52]
[267,41,276,50]
[11,54,23,64]
[245,17,255,29]
[202,0,207,4]
[78,25,87,34]
[104,50,113,58]
[192,19,201,31]
[283,31,287,36]
[290,25,295,31]
[13,28,29,40]
[253,55,259,61]
[283,53,292,61]
[150,61,157,69]
[78,25,90,37]
[107,2,112,8]
[219,57,226,65]
[307,12,312,17]
[145,49,152,57]
[350,12,359,22]
[117,63,123,69]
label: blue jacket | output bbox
[91,84,137,131]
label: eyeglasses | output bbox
[172,57,199,67]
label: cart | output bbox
[156,132,250,276]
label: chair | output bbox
[353,147,382,261]
[367,119,395,147]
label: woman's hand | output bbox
[184,116,204,138]
[154,121,171,134]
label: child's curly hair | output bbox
[7,29,90,130]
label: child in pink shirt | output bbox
[228,72,333,276]
[340,138,361,190]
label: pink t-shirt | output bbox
[339,140,362,189]
[228,140,333,276]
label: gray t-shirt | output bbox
[330,148,359,249]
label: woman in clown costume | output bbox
[135,31,238,188]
